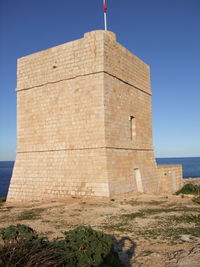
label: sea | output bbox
[0,158,200,198]
[0,161,14,199]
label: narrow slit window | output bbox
[129,116,136,141]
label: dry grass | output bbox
[0,194,200,266]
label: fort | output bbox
[7,30,182,201]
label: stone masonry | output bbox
[7,30,183,201]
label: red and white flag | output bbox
[104,0,107,13]
[103,0,107,30]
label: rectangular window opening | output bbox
[129,116,136,141]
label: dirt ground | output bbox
[0,193,200,267]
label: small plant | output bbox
[176,183,200,195]
[0,236,56,267]
[0,225,124,267]
[0,224,37,241]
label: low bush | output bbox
[175,183,200,195]
[62,226,123,266]
[0,224,124,267]
[0,224,37,241]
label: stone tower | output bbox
[8,30,165,201]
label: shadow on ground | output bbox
[110,235,137,267]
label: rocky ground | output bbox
[0,193,200,267]
[184,178,200,185]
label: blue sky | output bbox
[0,0,199,160]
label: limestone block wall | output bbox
[16,74,105,152]
[157,165,183,193]
[16,31,106,90]
[104,73,153,149]
[8,31,110,201]
[106,150,158,195]
[8,149,109,200]
[103,37,158,195]
[7,30,178,201]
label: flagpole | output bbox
[103,0,107,30]
[104,11,107,31]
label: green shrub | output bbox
[0,225,124,267]
[175,183,200,195]
[0,237,57,267]
[0,224,37,242]
[61,226,123,266]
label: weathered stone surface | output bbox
[158,165,183,193]
[166,245,200,267]
[7,30,183,201]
